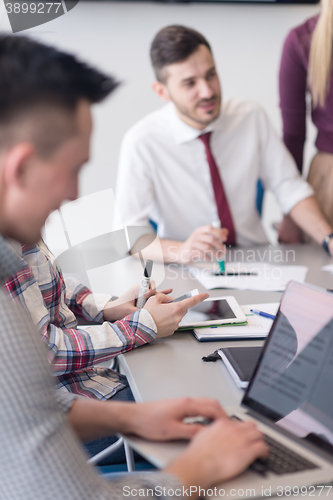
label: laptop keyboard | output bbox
[231,416,318,476]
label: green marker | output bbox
[211,220,226,274]
[218,258,225,274]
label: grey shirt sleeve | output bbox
[0,288,185,500]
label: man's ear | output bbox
[152,81,170,102]
[3,143,36,190]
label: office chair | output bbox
[88,437,136,471]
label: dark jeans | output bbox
[84,385,146,466]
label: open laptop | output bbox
[222,281,333,498]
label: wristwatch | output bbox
[322,233,333,254]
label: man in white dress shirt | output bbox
[116,25,333,262]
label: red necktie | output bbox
[199,132,236,246]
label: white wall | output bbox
[0,0,320,241]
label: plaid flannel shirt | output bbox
[4,239,157,399]
[0,232,184,500]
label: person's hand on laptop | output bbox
[176,225,228,263]
[122,397,227,441]
[166,418,269,496]
[144,292,209,338]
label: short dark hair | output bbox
[0,35,118,155]
[150,25,212,83]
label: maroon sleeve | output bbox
[279,29,308,173]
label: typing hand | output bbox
[126,397,227,441]
[166,419,268,492]
[177,225,228,263]
[144,292,209,338]
[103,282,172,322]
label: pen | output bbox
[136,260,153,309]
[214,272,258,276]
[250,309,275,320]
[211,220,225,273]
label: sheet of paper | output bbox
[189,262,308,291]
[194,303,280,339]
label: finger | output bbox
[176,293,209,313]
[156,291,175,301]
[183,398,228,420]
[148,280,156,291]
[153,293,173,304]
[159,288,173,295]
[145,286,156,299]
[189,245,218,263]
[198,234,226,252]
[168,422,206,440]
[240,440,269,466]
[208,227,229,243]
[195,225,214,235]
[191,241,225,261]
[192,240,221,254]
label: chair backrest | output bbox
[256,179,265,216]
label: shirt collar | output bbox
[167,102,221,145]
[0,233,24,283]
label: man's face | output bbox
[2,100,92,244]
[162,44,221,130]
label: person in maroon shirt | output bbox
[279,2,333,244]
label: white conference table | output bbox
[114,244,333,496]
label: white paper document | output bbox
[189,261,308,291]
[193,303,280,340]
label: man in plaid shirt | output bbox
[4,237,161,400]
[0,34,268,500]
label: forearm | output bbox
[65,276,111,322]
[131,234,184,264]
[289,196,333,245]
[44,312,157,376]
[68,399,136,442]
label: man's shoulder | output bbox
[122,105,172,145]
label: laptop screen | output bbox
[243,281,333,450]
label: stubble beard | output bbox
[174,95,221,129]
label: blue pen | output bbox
[250,309,276,320]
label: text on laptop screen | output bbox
[243,282,333,449]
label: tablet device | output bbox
[178,295,246,329]
[218,346,263,389]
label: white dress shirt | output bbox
[116,99,313,246]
